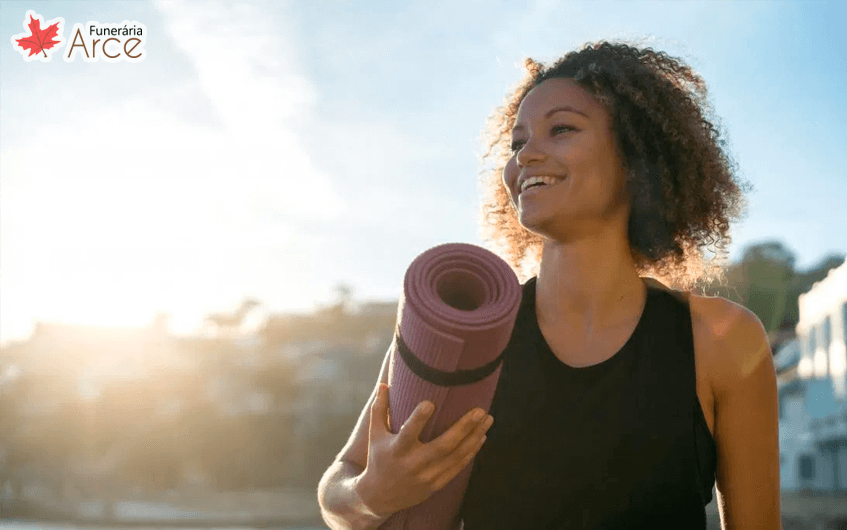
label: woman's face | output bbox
[503,77,629,240]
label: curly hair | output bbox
[477,41,750,291]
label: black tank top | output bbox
[459,276,717,529]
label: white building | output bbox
[777,258,847,491]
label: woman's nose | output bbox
[515,138,544,167]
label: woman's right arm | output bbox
[317,347,393,530]
[318,459,393,530]
[318,344,492,529]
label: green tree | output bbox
[739,241,796,337]
[703,242,845,345]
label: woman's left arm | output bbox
[707,301,781,529]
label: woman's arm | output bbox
[704,299,781,529]
[318,347,393,529]
[318,460,393,530]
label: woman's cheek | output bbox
[502,158,518,199]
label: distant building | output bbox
[777,257,847,492]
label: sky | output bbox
[1,0,845,345]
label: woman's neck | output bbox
[536,231,646,335]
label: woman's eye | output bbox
[510,126,574,153]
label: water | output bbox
[1,498,329,529]
[0,519,327,530]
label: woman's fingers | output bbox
[394,399,435,453]
[369,383,391,442]
[425,408,490,459]
[430,433,488,492]
[420,410,493,482]
[392,398,494,484]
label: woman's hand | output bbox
[353,383,493,517]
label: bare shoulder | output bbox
[677,290,781,526]
[644,278,772,397]
[684,290,773,398]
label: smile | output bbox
[519,176,566,197]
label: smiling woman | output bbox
[453,41,779,529]
[319,40,780,530]
[479,43,750,290]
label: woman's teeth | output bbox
[520,175,564,193]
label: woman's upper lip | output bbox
[517,174,566,193]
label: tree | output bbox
[739,241,796,337]
[703,242,845,346]
[333,282,354,310]
[204,298,263,336]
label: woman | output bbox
[318,41,780,529]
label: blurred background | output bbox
[1,1,845,528]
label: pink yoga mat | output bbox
[379,242,521,530]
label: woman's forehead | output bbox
[513,78,605,127]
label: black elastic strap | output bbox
[394,329,505,387]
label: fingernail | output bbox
[472,409,484,420]
[423,401,433,413]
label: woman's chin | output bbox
[518,210,555,235]
[518,209,583,242]
[518,204,557,226]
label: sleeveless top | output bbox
[459,276,717,529]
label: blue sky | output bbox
[2,0,845,344]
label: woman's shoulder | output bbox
[678,287,773,399]
[642,277,765,346]
[643,277,772,395]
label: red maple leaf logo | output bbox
[14,13,62,58]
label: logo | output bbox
[65,20,147,63]
[11,10,65,62]
[11,9,146,63]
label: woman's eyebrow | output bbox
[512,106,589,132]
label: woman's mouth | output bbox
[519,176,566,198]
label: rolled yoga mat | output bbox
[378,242,522,530]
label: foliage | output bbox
[740,241,796,335]
[705,241,844,340]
